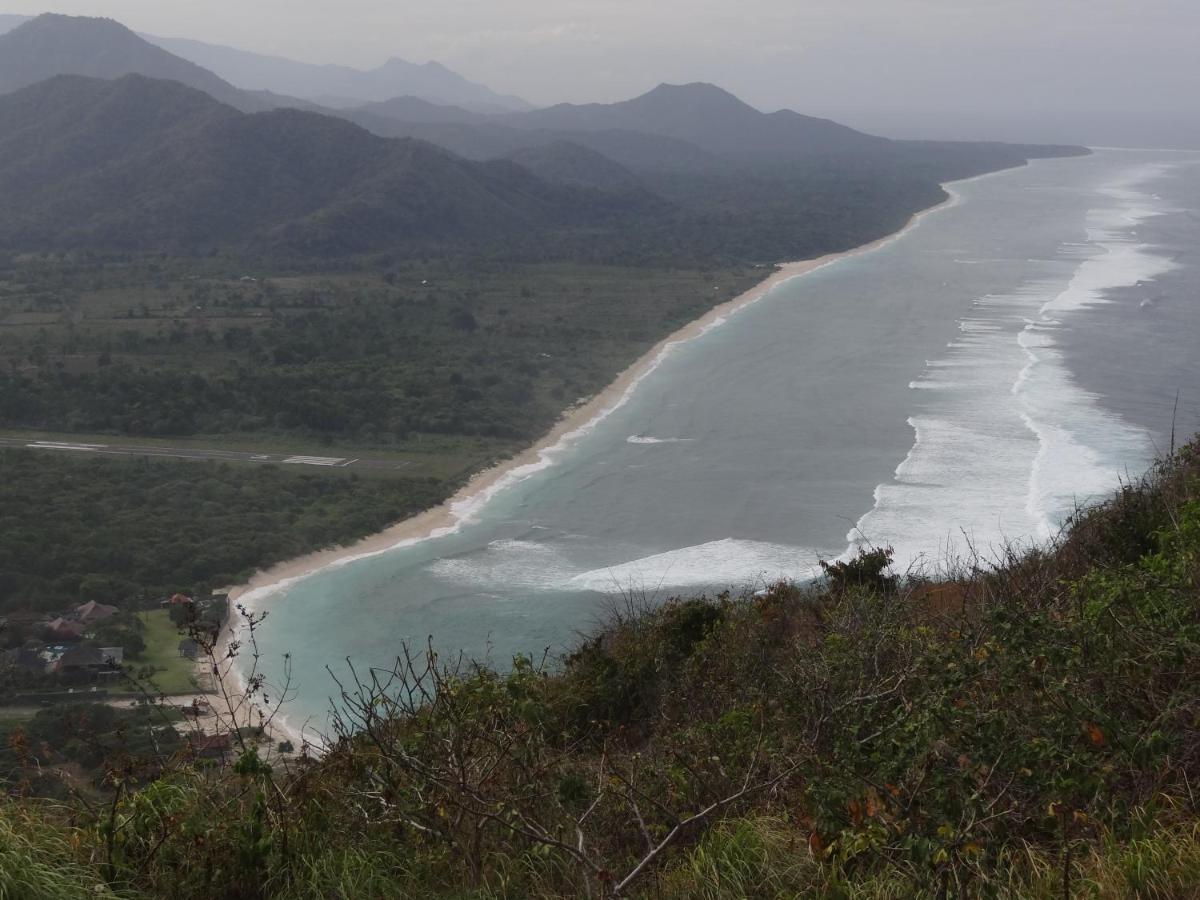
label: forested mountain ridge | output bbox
[502,81,889,163]
[353,95,485,124]
[0,13,269,111]
[345,80,1086,183]
[0,75,655,255]
[340,110,725,173]
[0,13,1088,265]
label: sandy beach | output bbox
[226,189,961,613]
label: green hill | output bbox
[0,74,650,256]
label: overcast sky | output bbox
[5,1,1198,143]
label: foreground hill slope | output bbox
[1,437,1197,897]
[0,75,646,255]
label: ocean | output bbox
[241,149,1200,743]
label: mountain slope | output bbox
[354,95,486,124]
[0,14,267,112]
[0,75,643,255]
[506,82,889,163]
[502,141,650,192]
[146,34,531,112]
[341,110,722,173]
[0,13,29,35]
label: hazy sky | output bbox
[5,1,1198,143]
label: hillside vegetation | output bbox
[2,439,1197,898]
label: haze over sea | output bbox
[245,150,1200,741]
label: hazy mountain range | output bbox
[0,74,655,255]
[147,35,531,113]
[0,12,529,112]
[0,13,1086,260]
[0,13,269,111]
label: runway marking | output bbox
[8,440,407,472]
[27,441,107,452]
[281,455,347,467]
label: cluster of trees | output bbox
[0,703,179,799]
[0,260,762,444]
[0,450,443,615]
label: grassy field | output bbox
[133,610,198,695]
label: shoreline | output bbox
[227,183,974,615]
[216,166,1025,750]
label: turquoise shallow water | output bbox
[242,150,1200,743]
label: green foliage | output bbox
[0,703,180,794]
[0,450,443,614]
[0,803,128,899]
[0,258,761,444]
[819,546,897,595]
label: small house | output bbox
[56,645,123,678]
[188,733,232,762]
[75,600,119,625]
[44,617,85,641]
[178,638,200,660]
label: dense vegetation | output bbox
[1,439,1196,898]
[0,704,181,800]
[0,449,443,616]
[0,257,762,443]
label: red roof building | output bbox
[75,600,119,624]
[188,733,232,761]
[44,617,85,641]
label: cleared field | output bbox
[134,610,199,696]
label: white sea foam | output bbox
[626,435,694,444]
[427,540,576,590]
[568,539,826,594]
[852,162,1173,572]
